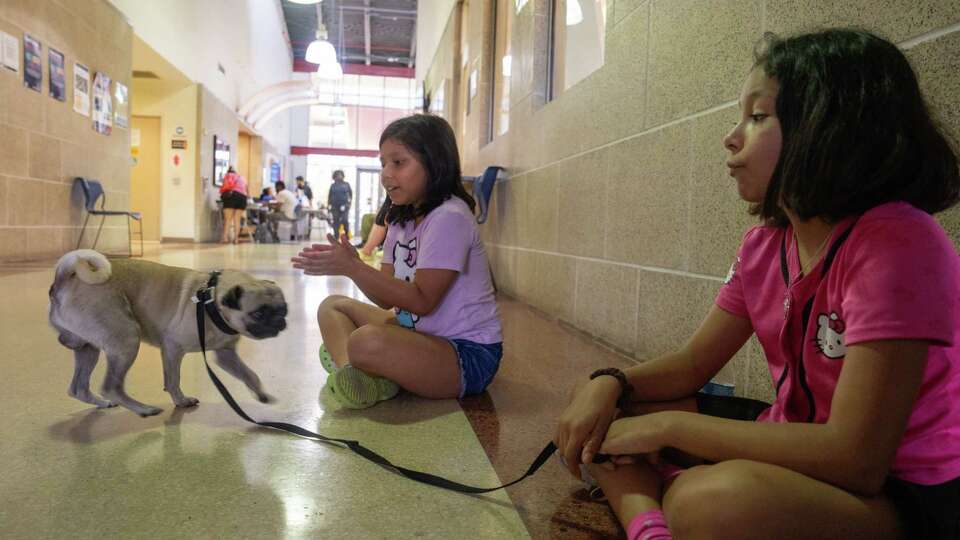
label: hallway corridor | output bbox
[0,243,628,539]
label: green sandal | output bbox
[318,344,338,374]
[327,365,400,409]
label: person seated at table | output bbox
[259,185,276,202]
[266,180,298,242]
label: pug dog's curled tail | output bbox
[55,249,112,285]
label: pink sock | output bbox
[627,509,672,540]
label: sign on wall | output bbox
[92,72,112,135]
[213,135,231,186]
[48,48,65,101]
[23,34,41,92]
[1,31,18,72]
[73,62,90,116]
[114,82,129,129]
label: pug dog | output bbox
[48,249,287,416]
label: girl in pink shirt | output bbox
[555,29,960,539]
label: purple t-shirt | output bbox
[716,201,960,485]
[382,196,502,344]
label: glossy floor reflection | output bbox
[0,243,528,539]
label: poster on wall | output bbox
[73,62,90,116]
[213,135,231,186]
[113,81,129,128]
[270,160,281,182]
[92,72,112,135]
[23,34,41,91]
[48,48,65,101]
[1,31,18,72]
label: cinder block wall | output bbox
[0,0,133,261]
[437,0,960,401]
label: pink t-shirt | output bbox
[382,196,502,344]
[716,201,960,485]
[219,172,247,196]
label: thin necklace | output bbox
[795,227,833,276]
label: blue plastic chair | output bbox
[464,166,505,224]
[74,177,144,257]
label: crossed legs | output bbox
[317,295,462,398]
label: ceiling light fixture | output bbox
[303,2,342,79]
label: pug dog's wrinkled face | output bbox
[219,279,288,339]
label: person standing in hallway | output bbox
[297,175,317,237]
[219,166,248,244]
[554,29,960,540]
[291,114,502,409]
[328,169,352,237]
[296,175,314,206]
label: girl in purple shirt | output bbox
[555,29,960,539]
[292,114,502,409]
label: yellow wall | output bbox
[130,115,161,241]
[131,80,199,240]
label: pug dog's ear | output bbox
[222,285,244,310]
[262,279,276,285]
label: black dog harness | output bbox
[193,271,557,494]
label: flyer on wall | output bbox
[113,81,129,129]
[92,72,112,135]
[1,31,19,72]
[73,62,90,116]
[48,48,65,101]
[23,34,41,91]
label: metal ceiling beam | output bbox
[364,0,371,66]
[407,18,416,68]
[339,5,416,16]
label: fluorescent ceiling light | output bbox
[288,0,321,4]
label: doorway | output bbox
[355,167,384,239]
[130,116,161,242]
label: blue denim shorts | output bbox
[447,338,502,398]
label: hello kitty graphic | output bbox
[815,312,846,359]
[393,238,419,329]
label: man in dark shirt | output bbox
[296,175,313,203]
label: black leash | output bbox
[192,272,557,494]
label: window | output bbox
[307,74,417,149]
[492,0,513,137]
[550,0,607,99]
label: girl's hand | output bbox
[554,377,621,479]
[291,233,360,276]
[599,412,674,457]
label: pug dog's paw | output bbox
[70,389,116,409]
[174,396,200,408]
[136,405,164,417]
[256,392,276,404]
